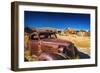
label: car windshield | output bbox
[39,32,57,39]
[30,34,39,40]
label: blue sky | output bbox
[24,11,90,30]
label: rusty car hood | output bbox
[41,38,72,46]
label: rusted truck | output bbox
[25,30,80,61]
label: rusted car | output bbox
[25,30,80,61]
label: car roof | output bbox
[30,30,56,36]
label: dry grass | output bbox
[56,34,90,49]
[56,34,90,55]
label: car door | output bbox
[29,33,42,55]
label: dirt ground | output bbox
[56,34,90,55]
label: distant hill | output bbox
[24,27,90,36]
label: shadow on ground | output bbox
[79,52,90,59]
